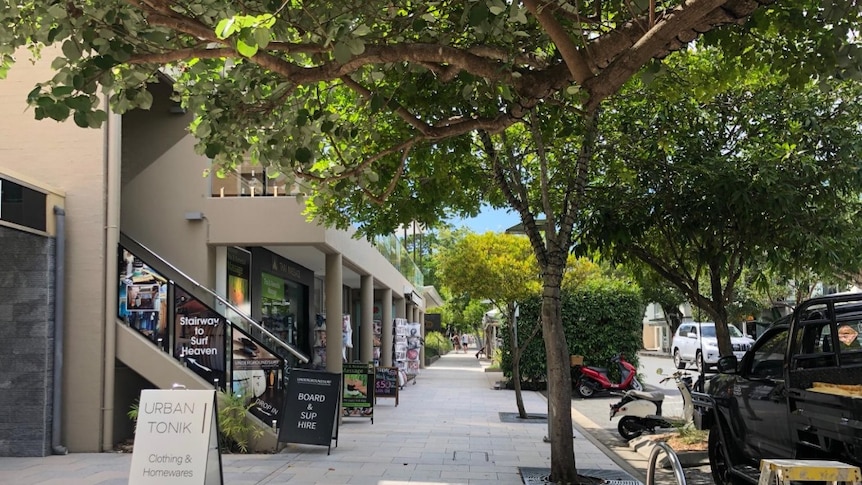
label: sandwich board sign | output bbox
[278,369,341,454]
[129,389,223,485]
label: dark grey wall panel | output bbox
[0,225,54,456]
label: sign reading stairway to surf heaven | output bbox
[129,389,223,485]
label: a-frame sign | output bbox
[129,389,223,485]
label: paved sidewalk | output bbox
[0,349,639,484]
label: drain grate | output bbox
[498,412,548,423]
[452,450,489,461]
[520,467,642,485]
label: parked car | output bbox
[671,322,754,372]
[692,294,862,484]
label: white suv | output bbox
[671,322,754,372]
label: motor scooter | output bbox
[608,368,694,441]
[573,353,642,398]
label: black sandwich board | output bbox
[374,366,399,406]
[278,369,341,454]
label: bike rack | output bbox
[646,441,686,485]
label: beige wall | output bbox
[120,94,215,287]
[0,48,109,451]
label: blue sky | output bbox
[447,206,520,233]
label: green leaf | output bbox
[236,39,259,58]
[47,4,66,19]
[52,86,74,97]
[45,102,71,121]
[215,18,238,39]
[295,146,313,164]
[73,110,89,128]
[62,40,82,62]
[333,42,352,64]
[296,109,309,126]
[353,24,371,36]
[369,94,385,113]
[205,142,224,158]
[468,4,490,26]
[254,28,271,50]
[347,39,365,56]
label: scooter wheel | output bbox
[574,377,595,398]
[618,416,646,441]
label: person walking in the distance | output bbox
[461,333,470,353]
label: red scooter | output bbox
[573,353,642,398]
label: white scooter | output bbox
[608,369,695,441]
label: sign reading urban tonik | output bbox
[129,390,223,485]
[278,369,340,454]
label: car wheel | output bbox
[574,377,595,398]
[618,416,646,441]
[695,350,704,373]
[673,349,685,369]
[709,426,745,485]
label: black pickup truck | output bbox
[693,293,862,485]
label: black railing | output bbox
[117,233,309,426]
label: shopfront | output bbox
[248,248,314,367]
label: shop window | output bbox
[1,178,46,232]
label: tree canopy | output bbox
[583,49,862,355]
[3,1,859,235]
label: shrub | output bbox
[218,390,265,453]
[424,330,452,356]
[126,390,264,454]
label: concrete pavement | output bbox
[0,349,644,484]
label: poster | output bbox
[174,286,226,387]
[372,320,382,366]
[278,369,341,453]
[226,247,251,324]
[406,322,422,376]
[342,362,374,419]
[393,318,408,374]
[231,327,284,425]
[118,249,168,350]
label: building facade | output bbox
[0,48,432,455]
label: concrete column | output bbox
[360,275,373,364]
[381,288,393,367]
[418,309,426,369]
[325,253,343,374]
[395,296,406,319]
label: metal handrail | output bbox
[646,441,687,485]
[119,233,309,363]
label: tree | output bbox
[583,50,862,357]
[629,264,687,336]
[5,2,860,482]
[437,232,541,417]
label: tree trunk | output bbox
[541,272,578,483]
[508,312,528,417]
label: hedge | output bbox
[500,281,643,387]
